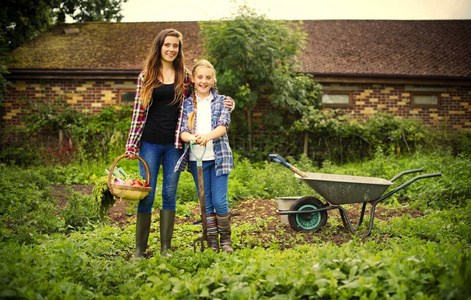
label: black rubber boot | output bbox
[160,210,176,257]
[133,213,152,259]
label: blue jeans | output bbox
[189,160,229,215]
[137,141,183,213]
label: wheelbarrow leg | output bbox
[360,172,442,238]
[338,207,348,228]
[362,201,379,238]
[358,202,367,227]
[337,206,356,235]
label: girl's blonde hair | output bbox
[188,59,217,131]
[140,29,186,108]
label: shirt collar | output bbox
[196,92,213,102]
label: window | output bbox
[119,89,135,104]
[411,93,440,106]
[321,92,352,106]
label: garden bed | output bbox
[52,185,423,248]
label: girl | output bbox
[175,59,234,253]
[125,30,233,259]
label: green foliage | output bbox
[408,153,471,209]
[61,192,101,229]
[0,35,12,107]
[0,151,470,299]
[0,233,469,299]
[92,176,116,217]
[176,171,199,204]
[381,202,471,244]
[1,0,127,53]
[292,111,430,163]
[1,103,132,167]
[0,141,42,167]
[200,8,308,109]
[23,97,82,134]
[200,7,323,153]
[0,164,64,244]
[1,0,53,52]
[55,0,128,23]
[0,164,113,244]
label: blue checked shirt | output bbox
[174,88,234,176]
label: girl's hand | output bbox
[195,134,210,146]
[189,134,197,143]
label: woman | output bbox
[125,29,233,258]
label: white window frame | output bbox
[118,89,135,104]
[321,91,352,107]
[411,92,440,107]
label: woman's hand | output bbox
[126,153,137,160]
[223,97,235,111]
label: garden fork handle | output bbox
[190,142,209,252]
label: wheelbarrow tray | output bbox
[296,172,393,205]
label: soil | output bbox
[52,185,424,248]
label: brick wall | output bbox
[251,82,471,131]
[2,78,136,127]
[2,79,471,131]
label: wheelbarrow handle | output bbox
[378,172,442,203]
[269,154,308,178]
[389,168,424,182]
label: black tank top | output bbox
[141,83,180,144]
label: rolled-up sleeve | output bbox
[125,73,147,154]
[216,96,231,128]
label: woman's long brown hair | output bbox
[140,29,186,108]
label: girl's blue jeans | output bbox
[137,141,183,213]
[189,160,229,215]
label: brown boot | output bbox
[206,213,219,252]
[133,213,152,259]
[217,213,234,253]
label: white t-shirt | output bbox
[190,93,215,161]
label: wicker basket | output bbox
[107,154,152,203]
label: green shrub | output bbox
[0,164,64,244]
[61,192,101,229]
[0,143,42,166]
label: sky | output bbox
[120,0,471,22]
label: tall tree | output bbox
[200,7,322,152]
[0,0,127,106]
[54,0,128,23]
[1,0,127,51]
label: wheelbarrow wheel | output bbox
[288,197,327,232]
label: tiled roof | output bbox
[300,20,471,79]
[7,20,471,79]
[8,22,202,71]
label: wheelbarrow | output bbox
[269,154,441,237]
